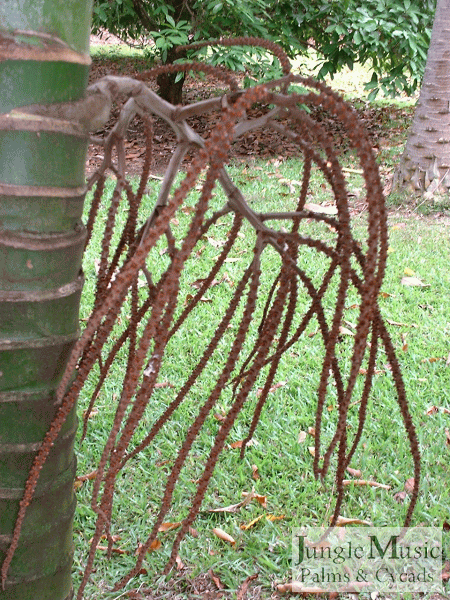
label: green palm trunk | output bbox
[0,1,92,598]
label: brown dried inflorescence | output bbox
[1,38,420,597]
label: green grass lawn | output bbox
[74,52,450,599]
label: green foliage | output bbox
[287,0,436,98]
[149,17,190,63]
[92,0,305,80]
[92,0,437,97]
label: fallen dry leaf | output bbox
[134,539,161,556]
[339,326,354,336]
[256,381,286,397]
[277,583,338,596]
[184,293,195,305]
[393,490,407,503]
[278,177,299,193]
[298,430,307,443]
[401,332,408,352]
[191,277,221,290]
[251,464,260,480]
[223,274,234,287]
[308,426,316,437]
[343,479,391,490]
[255,495,267,508]
[229,439,255,449]
[358,367,385,376]
[76,470,98,483]
[209,569,225,590]
[401,276,429,287]
[240,514,265,530]
[74,469,98,489]
[206,236,225,248]
[195,244,206,257]
[242,491,267,508]
[308,446,323,459]
[334,515,372,526]
[386,319,418,328]
[230,440,244,449]
[304,538,331,550]
[154,381,175,389]
[175,555,185,570]
[237,573,258,600]
[266,514,284,522]
[404,478,416,494]
[209,491,256,513]
[343,167,364,174]
[346,467,362,477]
[99,534,121,542]
[445,427,450,446]
[442,559,450,582]
[96,545,127,554]
[422,356,444,363]
[426,405,439,415]
[404,267,415,276]
[188,526,199,538]
[82,407,98,418]
[158,522,181,532]
[148,539,161,552]
[212,527,236,546]
[304,202,338,215]
[278,580,368,594]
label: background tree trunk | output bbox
[154,0,190,104]
[394,0,450,195]
[0,1,92,598]
[156,46,186,104]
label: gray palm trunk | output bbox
[395,0,450,194]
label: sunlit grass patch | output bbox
[73,153,449,598]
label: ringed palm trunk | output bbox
[395,0,450,194]
[0,1,93,598]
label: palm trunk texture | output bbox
[0,1,92,598]
[395,0,450,194]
